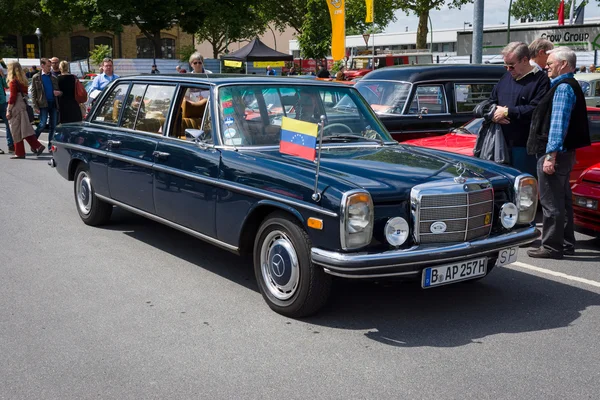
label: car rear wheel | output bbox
[253,212,331,318]
[74,164,112,226]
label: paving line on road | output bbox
[509,261,600,288]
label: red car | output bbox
[572,163,600,237]
[402,107,600,184]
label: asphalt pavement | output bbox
[1,127,599,399]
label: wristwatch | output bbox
[545,154,555,161]
[503,109,509,117]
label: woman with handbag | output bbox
[57,61,84,123]
[0,66,14,154]
[5,62,45,159]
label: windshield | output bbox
[354,80,411,115]
[217,84,393,147]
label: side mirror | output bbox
[417,107,429,119]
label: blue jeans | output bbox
[0,102,13,148]
[510,146,538,179]
[35,100,58,145]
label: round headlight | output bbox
[500,202,518,229]
[385,217,409,247]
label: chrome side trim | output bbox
[95,193,239,253]
[109,152,154,169]
[312,225,539,274]
[152,164,338,218]
[61,142,108,157]
[323,268,419,279]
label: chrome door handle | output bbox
[107,140,121,148]
[441,120,453,124]
[153,151,170,160]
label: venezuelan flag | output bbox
[280,116,319,161]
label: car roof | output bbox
[113,74,354,87]
[574,73,600,81]
[359,64,507,82]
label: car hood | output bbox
[402,133,476,156]
[250,144,511,202]
[580,163,600,183]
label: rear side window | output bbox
[408,85,447,114]
[588,112,600,143]
[92,83,128,124]
[455,83,495,113]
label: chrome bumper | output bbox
[311,226,540,279]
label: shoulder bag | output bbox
[21,92,35,123]
[75,78,88,104]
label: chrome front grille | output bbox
[411,178,494,244]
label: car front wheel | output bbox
[254,212,331,318]
[74,164,112,226]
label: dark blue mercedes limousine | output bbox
[50,74,539,317]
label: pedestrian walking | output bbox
[5,62,45,159]
[0,66,14,154]
[528,38,553,72]
[527,47,592,259]
[489,41,550,177]
[31,58,62,149]
[57,61,83,124]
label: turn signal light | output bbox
[51,145,57,152]
[307,217,323,230]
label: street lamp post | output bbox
[507,0,513,44]
[34,28,42,59]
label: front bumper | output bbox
[311,226,540,278]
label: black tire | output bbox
[253,211,332,318]
[73,163,112,226]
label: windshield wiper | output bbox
[320,134,383,144]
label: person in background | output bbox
[288,66,298,76]
[489,41,550,177]
[90,58,119,92]
[57,61,82,124]
[579,65,587,73]
[189,52,212,74]
[528,38,553,72]
[317,64,331,78]
[266,65,276,76]
[527,47,591,259]
[0,66,14,154]
[5,62,45,159]
[151,64,160,74]
[335,66,345,81]
[31,58,62,149]
[50,57,61,77]
[589,64,596,73]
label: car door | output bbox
[152,85,221,238]
[394,84,452,140]
[107,82,169,214]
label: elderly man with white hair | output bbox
[527,47,591,259]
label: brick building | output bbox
[2,25,194,61]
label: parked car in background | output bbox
[575,73,600,108]
[353,64,506,141]
[572,163,600,237]
[402,107,600,184]
[50,75,540,317]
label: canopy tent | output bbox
[220,38,293,73]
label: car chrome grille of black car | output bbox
[411,178,494,244]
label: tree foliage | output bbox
[0,0,74,42]
[195,4,268,59]
[397,0,473,49]
[89,44,112,66]
[297,0,332,60]
[511,0,571,22]
[41,0,218,58]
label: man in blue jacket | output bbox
[489,42,550,177]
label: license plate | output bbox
[495,246,518,267]
[422,257,487,288]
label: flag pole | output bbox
[312,115,326,202]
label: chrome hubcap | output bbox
[260,230,299,301]
[76,171,93,215]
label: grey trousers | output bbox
[536,151,576,254]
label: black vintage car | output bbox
[352,64,507,141]
[50,75,539,317]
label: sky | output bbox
[385,0,600,33]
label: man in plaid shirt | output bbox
[527,47,591,259]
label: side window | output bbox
[135,85,175,134]
[91,83,128,124]
[174,86,211,141]
[120,84,147,130]
[588,112,600,143]
[408,85,447,114]
[455,83,495,113]
[594,82,600,97]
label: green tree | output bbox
[41,0,256,59]
[511,0,580,22]
[297,0,332,60]
[89,44,112,67]
[0,0,75,44]
[195,4,268,58]
[398,0,473,49]
[178,44,196,63]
